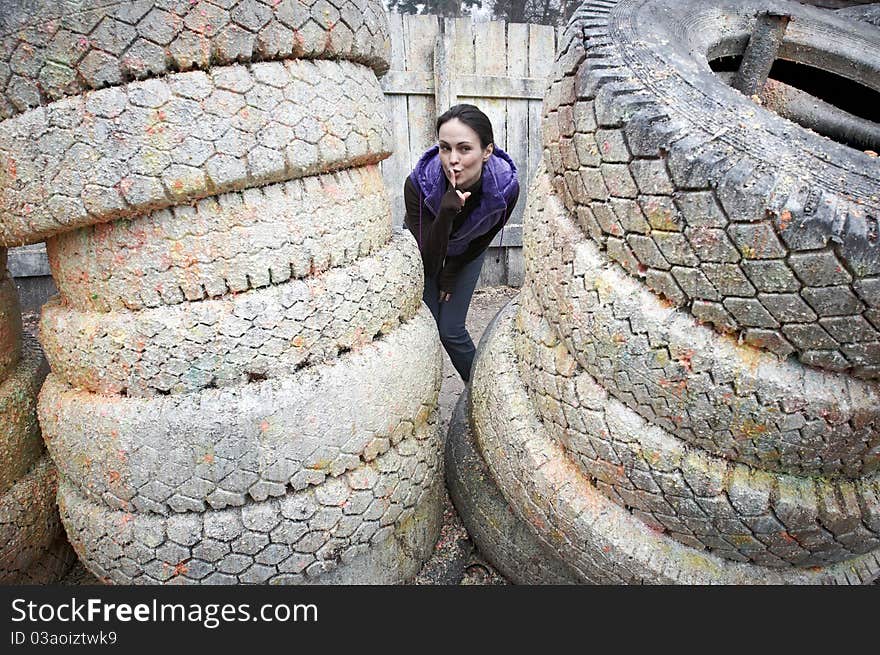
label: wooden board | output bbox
[405,14,440,174]
[472,21,508,152]
[527,23,557,190]
[505,22,530,228]
[381,11,412,228]
[379,14,560,284]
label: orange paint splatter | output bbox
[778,209,792,231]
[677,349,695,372]
[170,560,189,577]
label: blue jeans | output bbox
[422,251,487,382]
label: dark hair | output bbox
[436,104,494,149]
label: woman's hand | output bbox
[449,169,471,207]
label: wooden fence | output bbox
[7,14,559,306]
[379,14,558,286]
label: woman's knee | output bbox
[438,320,468,345]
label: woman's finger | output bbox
[449,168,456,188]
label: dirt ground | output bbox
[42,286,519,586]
[411,285,518,585]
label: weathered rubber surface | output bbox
[836,4,880,26]
[0,59,391,246]
[515,290,880,567]
[40,307,442,514]
[0,0,391,119]
[446,389,581,584]
[0,335,49,496]
[524,171,880,478]
[0,454,64,581]
[40,231,422,396]
[543,0,880,376]
[58,415,443,585]
[47,165,392,312]
[469,297,880,583]
[0,276,23,383]
[6,534,76,585]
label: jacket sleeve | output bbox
[437,184,520,293]
[403,175,462,279]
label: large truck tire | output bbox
[0,335,49,496]
[446,389,581,584]
[515,289,880,568]
[58,417,443,585]
[0,455,64,581]
[0,276,22,383]
[525,171,880,478]
[836,3,880,26]
[40,309,442,514]
[468,297,880,584]
[0,59,390,246]
[6,535,76,585]
[0,0,391,119]
[47,165,391,312]
[40,232,422,396]
[542,0,880,376]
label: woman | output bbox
[404,104,520,382]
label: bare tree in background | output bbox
[386,0,483,17]
[491,0,576,25]
[385,0,575,25]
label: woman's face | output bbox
[438,118,493,191]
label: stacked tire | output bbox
[836,3,880,26]
[448,0,880,583]
[0,0,444,584]
[0,250,75,583]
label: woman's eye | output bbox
[439,144,450,151]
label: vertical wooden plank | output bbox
[381,12,411,228]
[477,248,506,288]
[453,17,475,78]
[473,21,507,151]
[433,18,456,113]
[405,14,440,174]
[528,24,556,79]
[506,247,524,287]
[505,22,529,228]
[527,23,556,188]
[506,23,529,82]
